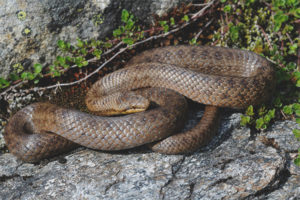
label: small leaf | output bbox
[163,25,169,32]
[283,105,293,115]
[57,40,66,50]
[293,129,300,139]
[263,115,271,123]
[189,38,197,45]
[295,157,300,166]
[229,25,239,42]
[258,106,267,116]
[62,64,70,69]
[240,115,251,126]
[255,118,265,130]
[121,9,129,23]
[27,73,35,80]
[274,97,282,108]
[224,5,231,12]
[122,37,134,45]
[293,103,300,110]
[113,28,123,37]
[80,48,87,55]
[295,110,300,117]
[53,70,61,77]
[293,71,300,80]
[82,60,89,66]
[274,11,289,23]
[0,78,10,88]
[9,73,20,81]
[182,15,189,22]
[159,21,167,26]
[293,7,300,18]
[33,63,43,74]
[267,109,276,118]
[57,56,66,65]
[125,19,135,30]
[296,80,300,87]
[246,105,254,116]
[21,72,29,80]
[76,39,84,48]
[170,17,175,26]
[75,56,84,66]
[21,72,35,81]
[104,42,112,48]
[92,49,102,59]
[288,44,298,55]
[286,62,297,70]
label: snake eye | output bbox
[23,121,35,135]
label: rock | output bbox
[0,0,189,78]
[258,120,300,152]
[1,110,299,200]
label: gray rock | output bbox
[258,120,300,152]
[1,111,299,200]
[0,0,189,77]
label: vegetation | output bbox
[0,0,299,164]
[214,0,299,165]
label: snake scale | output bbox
[4,45,275,162]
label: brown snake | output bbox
[4,45,275,162]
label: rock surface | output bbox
[0,0,189,77]
[1,110,299,200]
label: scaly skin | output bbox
[4,45,275,162]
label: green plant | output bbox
[113,9,141,45]
[216,0,300,165]
[240,105,276,130]
[1,7,198,91]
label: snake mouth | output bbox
[98,108,147,116]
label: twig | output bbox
[35,47,128,91]
[71,41,124,68]
[285,32,294,45]
[280,109,288,120]
[0,42,124,100]
[191,0,216,20]
[258,25,272,51]
[193,3,210,7]
[0,80,26,99]
[194,18,214,40]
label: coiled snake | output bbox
[4,45,275,162]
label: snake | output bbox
[4,45,275,162]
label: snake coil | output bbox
[4,45,275,162]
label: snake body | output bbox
[4,45,275,162]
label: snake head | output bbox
[86,91,151,116]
